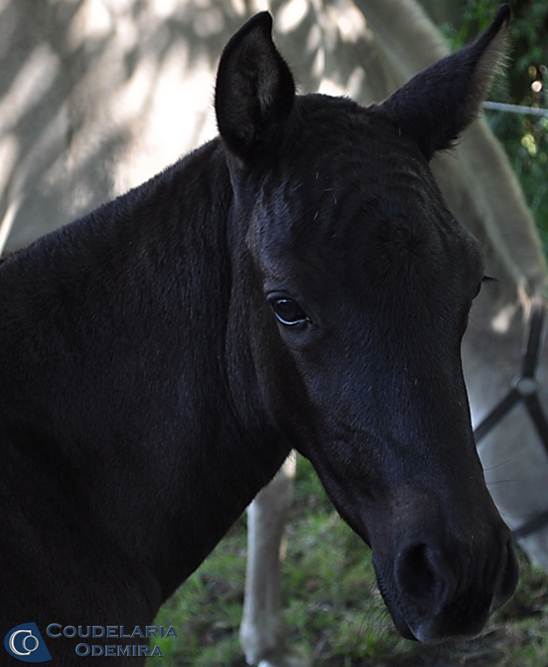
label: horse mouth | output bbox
[373,553,506,644]
[392,616,417,642]
[374,570,417,641]
[385,600,489,644]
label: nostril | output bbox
[395,544,437,608]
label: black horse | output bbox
[0,7,517,664]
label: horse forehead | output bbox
[259,160,449,262]
[271,124,439,234]
[256,175,479,288]
[290,129,424,188]
[255,105,476,278]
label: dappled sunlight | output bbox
[0,134,17,197]
[76,0,114,39]
[0,0,238,252]
[154,0,183,19]
[319,66,365,98]
[325,0,368,44]
[0,45,59,125]
[491,302,519,335]
[192,5,226,37]
[278,0,308,33]
[251,0,270,12]
[317,77,343,96]
[230,0,247,16]
[0,0,384,252]
[0,196,19,256]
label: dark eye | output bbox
[269,297,310,327]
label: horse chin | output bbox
[388,605,489,645]
[409,614,488,644]
[393,600,491,644]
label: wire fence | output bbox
[483,100,548,117]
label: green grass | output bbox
[147,457,548,666]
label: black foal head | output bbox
[215,8,518,642]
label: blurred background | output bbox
[1,1,546,665]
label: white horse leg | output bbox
[240,453,297,666]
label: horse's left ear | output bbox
[378,4,510,160]
[215,12,295,162]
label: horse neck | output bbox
[0,139,287,609]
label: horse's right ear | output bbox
[215,12,295,162]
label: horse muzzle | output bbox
[373,521,519,643]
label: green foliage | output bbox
[441,0,548,255]
[150,526,247,666]
[147,456,548,666]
